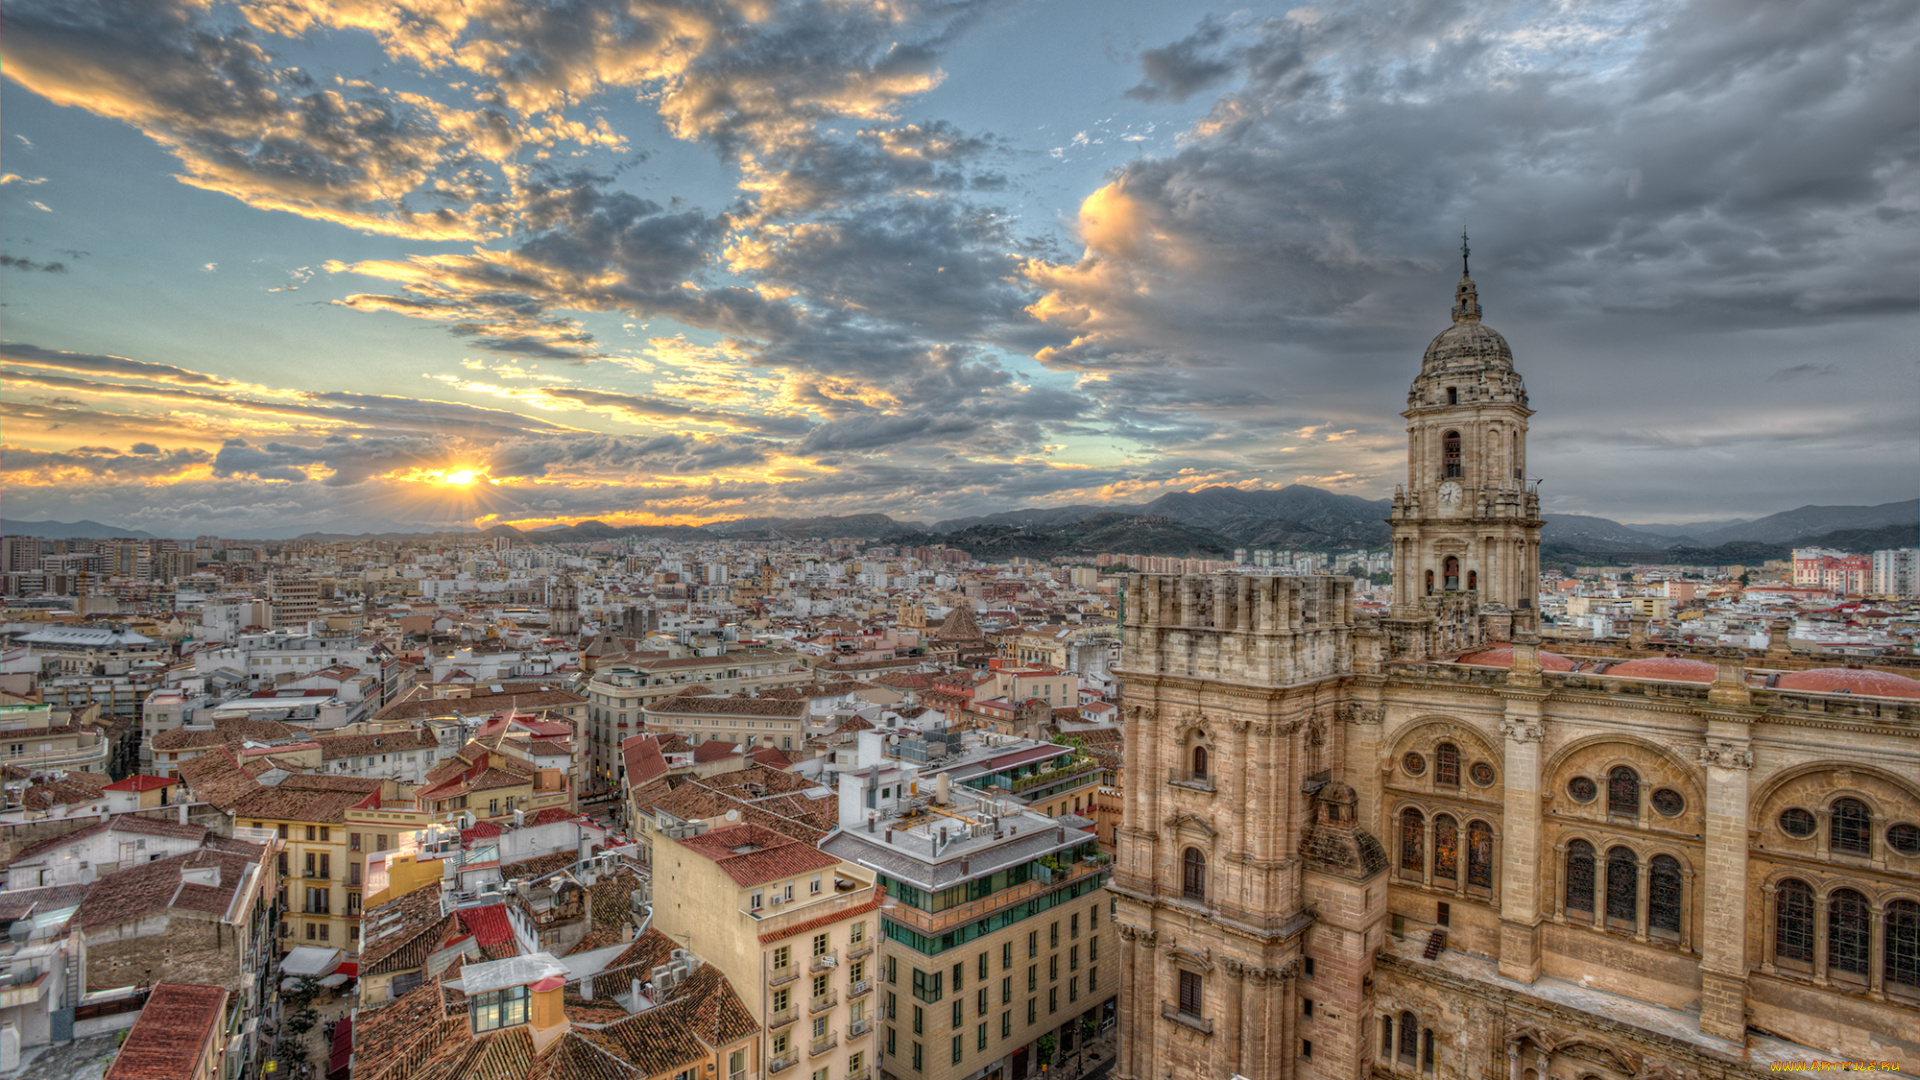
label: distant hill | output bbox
[710,513,928,540]
[885,513,1236,561]
[0,519,159,540]
[1540,515,1686,550]
[1687,499,1920,546]
[1622,517,1751,538]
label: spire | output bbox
[1451,232,1481,324]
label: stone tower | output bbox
[1388,246,1542,644]
[550,575,580,639]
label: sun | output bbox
[443,469,478,486]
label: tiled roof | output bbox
[12,813,209,864]
[77,848,259,934]
[672,962,758,1046]
[104,982,227,1080]
[23,770,113,811]
[174,748,263,809]
[691,740,740,763]
[102,774,180,792]
[581,1002,712,1077]
[360,887,457,976]
[675,822,839,887]
[230,784,369,825]
[458,904,517,948]
[373,686,585,722]
[318,729,441,760]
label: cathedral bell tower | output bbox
[1389,239,1543,640]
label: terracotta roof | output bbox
[230,784,369,825]
[174,748,264,809]
[77,848,260,935]
[104,982,228,1080]
[318,729,441,760]
[457,904,517,948]
[675,822,839,887]
[103,775,180,792]
[360,887,457,975]
[1603,656,1717,683]
[692,740,740,763]
[22,770,113,811]
[1775,667,1920,699]
[758,888,884,944]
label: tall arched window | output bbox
[1424,570,1435,596]
[1434,743,1460,787]
[1607,766,1640,817]
[1443,557,1460,591]
[1649,855,1683,937]
[1442,431,1462,478]
[1398,1011,1418,1064]
[1512,431,1522,480]
[1565,841,1595,913]
[1433,815,1458,881]
[1467,570,1478,591]
[1776,879,1814,964]
[1831,799,1872,856]
[1466,821,1493,888]
[1605,847,1638,926]
[1380,1015,1394,1057]
[1182,847,1207,902]
[1829,888,1871,978]
[1400,808,1425,874]
[1191,745,1209,783]
[1887,899,1920,989]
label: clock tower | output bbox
[1389,240,1543,638]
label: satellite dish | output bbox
[725,809,741,821]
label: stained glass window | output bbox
[1886,899,1920,989]
[1568,777,1597,803]
[1469,762,1495,787]
[1401,808,1424,873]
[1889,823,1920,856]
[1607,767,1639,816]
[1829,888,1870,977]
[1605,847,1637,924]
[1403,752,1426,777]
[1565,840,1595,913]
[1776,879,1814,963]
[1433,815,1458,881]
[1398,1011,1418,1062]
[1651,789,1684,817]
[1779,808,1816,838]
[1435,743,1460,787]
[1649,855,1682,936]
[1467,820,1493,888]
[1831,799,1872,856]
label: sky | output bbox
[2,0,1915,538]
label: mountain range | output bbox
[3,492,1914,562]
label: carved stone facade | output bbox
[1114,271,1920,1080]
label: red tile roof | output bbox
[105,982,228,1080]
[675,822,839,887]
[457,904,517,947]
[103,775,181,792]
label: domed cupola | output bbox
[1411,236,1525,405]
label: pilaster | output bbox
[1497,691,1548,982]
[1698,711,1754,1044]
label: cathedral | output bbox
[1109,260,1920,1080]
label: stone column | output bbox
[1697,715,1755,1044]
[1140,932,1160,1080]
[1422,815,1436,888]
[1224,959,1247,1079]
[1497,693,1548,982]
[1634,859,1652,942]
[1232,721,1251,860]
[1870,909,1886,995]
[1117,926,1139,1080]
[1277,962,1299,1080]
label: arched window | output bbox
[1887,899,1920,989]
[1442,431,1462,478]
[1398,1011,1418,1064]
[1776,879,1814,963]
[1191,745,1209,782]
[1512,431,1522,480]
[1443,557,1460,591]
[1422,1030,1435,1073]
[1467,570,1478,591]
[1831,798,1872,856]
[1434,743,1460,787]
[1446,386,1458,405]
[1433,815,1458,881]
[1466,821,1493,888]
[1607,766,1639,817]
[1400,808,1425,874]
[1565,840,1595,913]
[1424,570,1435,596]
[1380,1015,1394,1057]
[1605,847,1638,926]
[1182,847,1207,902]
[1649,855,1682,937]
[1829,888,1870,978]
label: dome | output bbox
[1458,644,1576,671]
[1422,320,1514,372]
[1603,656,1717,683]
[1775,668,1920,699]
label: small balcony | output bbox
[848,979,871,999]
[769,1056,798,1075]
[810,1032,838,1057]
[770,965,799,987]
[846,942,874,960]
[809,992,838,1015]
[847,1070,871,1080]
[1161,1002,1213,1035]
[1168,768,1216,793]
[768,1005,798,1029]
[810,949,838,973]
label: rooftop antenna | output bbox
[1461,230,1471,276]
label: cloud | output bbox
[1126,17,1236,103]
[0,343,237,386]
[0,174,48,185]
[0,254,67,272]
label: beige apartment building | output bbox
[653,821,882,1080]
[642,693,810,752]
[584,649,811,782]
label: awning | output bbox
[281,946,345,978]
[319,973,350,988]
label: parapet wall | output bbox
[1120,573,1355,687]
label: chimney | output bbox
[528,975,570,1051]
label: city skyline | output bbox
[2,0,1916,537]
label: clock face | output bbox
[1437,481,1463,510]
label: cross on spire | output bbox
[1461,231,1471,276]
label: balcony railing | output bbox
[884,857,1112,937]
[810,949,838,973]
[769,1056,797,1074]
[847,942,874,960]
[810,1032,838,1056]
[809,992,838,1015]
[768,1005,798,1028]
[770,966,799,987]
[848,979,871,998]
[847,1070,871,1080]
